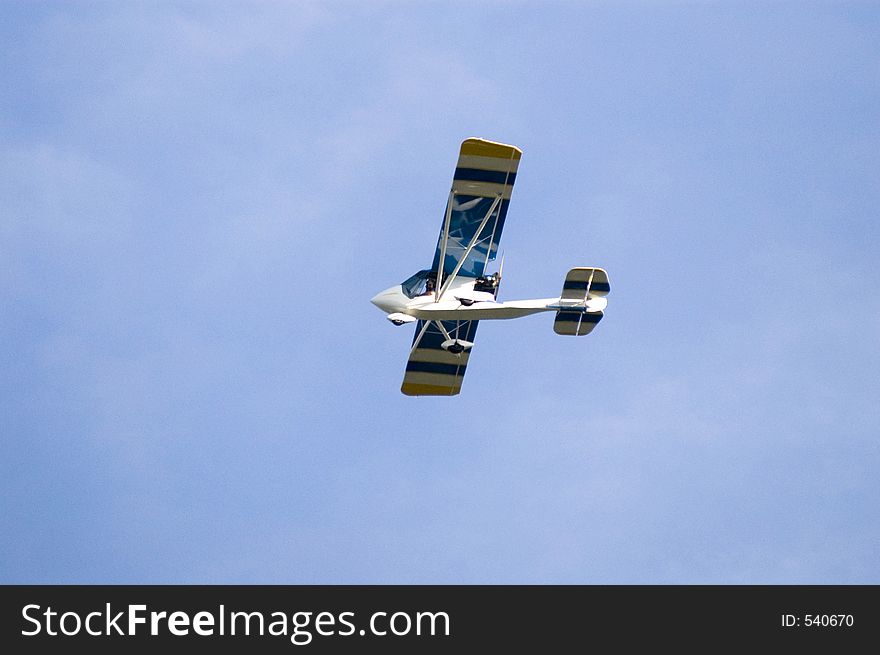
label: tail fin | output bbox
[553,267,609,336]
[560,267,610,301]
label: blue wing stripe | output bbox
[454,167,517,186]
[405,361,467,376]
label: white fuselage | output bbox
[370,277,607,321]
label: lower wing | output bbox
[401,319,479,396]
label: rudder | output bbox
[560,267,610,301]
[554,267,609,336]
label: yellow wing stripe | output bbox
[409,348,471,365]
[460,138,522,161]
[401,382,462,396]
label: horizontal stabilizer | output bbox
[561,267,610,301]
[554,311,603,336]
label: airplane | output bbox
[371,137,610,396]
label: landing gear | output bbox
[441,338,474,354]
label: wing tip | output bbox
[460,137,522,160]
[401,382,461,397]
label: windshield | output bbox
[401,269,432,298]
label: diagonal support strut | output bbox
[436,194,502,301]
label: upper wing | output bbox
[431,138,522,279]
[401,319,479,396]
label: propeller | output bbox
[494,252,505,299]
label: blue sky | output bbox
[2,1,878,583]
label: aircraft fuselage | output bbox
[370,276,607,323]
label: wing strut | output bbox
[409,320,455,355]
[434,189,455,303]
[436,193,502,301]
[434,320,453,342]
[408,319,432,357]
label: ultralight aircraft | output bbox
[371,138,610,396]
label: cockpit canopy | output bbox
[401,269,434,299]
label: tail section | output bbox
[553,267,609,336]
[560,267,610,301]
